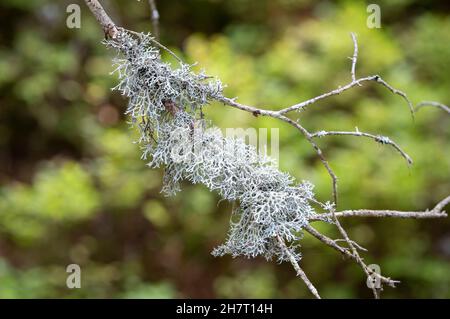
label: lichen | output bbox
[105,31,325,262]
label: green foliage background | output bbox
[0,0,449,298]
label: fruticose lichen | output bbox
[105,31,326,262]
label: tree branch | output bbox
[277,115,339,205]
[416,101,450,115]
[84,0,119,38]
[350,32,358,83]
[276,74,414,116]
[305,225,400,290]
[321,210,447,219]
[311,129,413,165]
[276,235,321,299]
[310,195,449,220]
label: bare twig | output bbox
[276,235,321,299]
[84,0,119,38]
[328,206,382,298]
[311,129,413,165]
[434,195,450,212]
[416,101,450,115]
[334,239,367,252]
[277,74,414,116]
[310,195,450,220]
[320,210,447,219]
[305,225,400,288]
[375,76,415,119]
[305,197,450,294]
[218,96,279,117]
[350,32,358,83]
[277,115,339,205]
[304,225,352,258]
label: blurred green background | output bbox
[0,0,449,298]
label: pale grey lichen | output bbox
[105,31,325,262]
[107,31,223,129]
[375,135,392,145]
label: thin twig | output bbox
[218,96,279,117]
[304,225,352,258]
[84,0,119,38]
[277,74,414,116]
[334,239,368,252]
[305,225,400,288]
[319,210,447,219]
[416,101,450,115]
[328,206,382,298]
[310,195,449,220]
[276,235,321,299]
[433,195,450,212]
[307,197,449,293]
[311,130,413,165]
[374,76,415,119]
[350,32,358,83]
[278,115,339,205]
